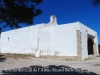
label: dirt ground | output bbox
[0,54,100,75]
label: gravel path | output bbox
[0,56,100,75]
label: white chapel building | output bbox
[0,15,99,60]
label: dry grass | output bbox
[84,57,96,61]
[1,53,35,59]
[94,64,100,66]
[97,54,100,57]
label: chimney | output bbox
[49,15,57,24]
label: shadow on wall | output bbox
[1,65,98,75]
[0,55,6,62]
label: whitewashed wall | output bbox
[38,22,80,56]
[1,24,43,54]
[1,22,79,57]
[0,21,98,59]
[79,22,99,59]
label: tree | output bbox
[91,0,100,7]
[0,0,42,31]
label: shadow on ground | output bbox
[0,54,6,62]
[1,65,99,75]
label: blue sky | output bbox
[2,0,100,44]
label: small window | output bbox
[8,37,9,41]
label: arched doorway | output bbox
[88,38,94,55]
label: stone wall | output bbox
[93,43,97,56]
[76,30,82,60]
